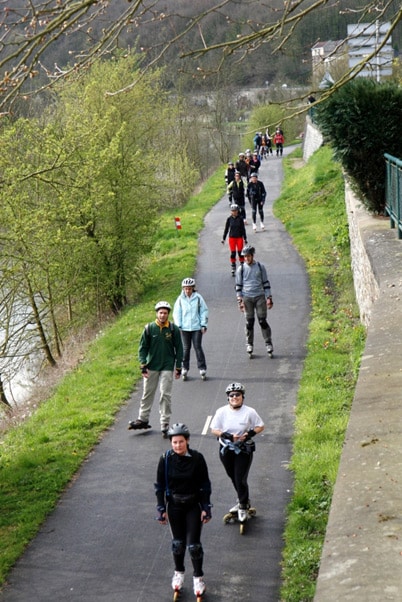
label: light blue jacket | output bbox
[173,292,209,331]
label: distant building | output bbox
[347,22,393,81]
[311,40,346,87]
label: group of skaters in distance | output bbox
[127,132,279,597]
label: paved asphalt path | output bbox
[0,148,310,602]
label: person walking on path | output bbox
[155,423,212,598]
[173,278,208,382]
[235,245,274,356]
[128,301,183,437]
[224,161,236,192]
[227,171,247,222]
[221,204,248,277]
[247,172,266,233]
[273,129,285,156]
[210,383,264,522]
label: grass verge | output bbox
[0,169,225,585]
[276,146,366,601]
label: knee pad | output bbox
[188,543,204,560]
[230,251,236,261]
[172,539,186,556]
[246,317,255,331]
[258,317,268,330]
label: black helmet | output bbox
[241,245,255,256]
[225,382,245,395]
[168,423,190,439]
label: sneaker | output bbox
[246,344,253,354]
[230,501,239,513]
[182,369,188,381]
[128,419,150,430]
[252,223,257,232]
[200,370,207,381]
[260,223,265,230]
[172,571,185,591]
[161,424,169,438]
[193,576,206,596]
[238,508,248,522]
[266,342,274,354]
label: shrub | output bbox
[316,79,402,214]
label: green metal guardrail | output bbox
[385,153,402,239]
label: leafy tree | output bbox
[316,79,402,213]
[0,54,198,388]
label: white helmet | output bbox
[182,278,196,287]
[155,301,171,312]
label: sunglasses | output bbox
[228,392,242,397]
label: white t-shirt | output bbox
[210,404,264,436]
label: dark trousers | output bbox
[168,502,204,576]
[250,200,264,224]
[181,330,206,371]
[219,448,253,505]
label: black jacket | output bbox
[155,449,211,507]
[222,214,247,241]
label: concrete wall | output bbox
[306,121,402,601]
[302,116,324,162]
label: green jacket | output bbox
[138,320,183,371]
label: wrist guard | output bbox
[245,429,257,440]
[221,431,234,442]
[201,503,213,519]
[141,365,148,374]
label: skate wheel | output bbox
[173,591,180,601]
[223,513,233,524]
[239,522,245,535]
[248,507,257,517]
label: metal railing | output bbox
[384,153,402,239]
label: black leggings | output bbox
[219,449,253,505]
[167,502,204,576]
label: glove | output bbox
[201,503,212,520]
[141,365,148,374]
[156,506,166,523]
[221,240,225,245]
[245,429,256,440]
[221,431,234,441]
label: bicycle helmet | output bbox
[182,277,196,288]
[250,172,258,178]
[168,423,190,439]
[241,245,255,256]
[225,382,245,395]
[155,300,171,312]
[230,204,239,211]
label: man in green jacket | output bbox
[128,301,183,437]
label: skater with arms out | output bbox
[210,383,264,533]
[155,423,212,600]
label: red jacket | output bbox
[273,133,284,144]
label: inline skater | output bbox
[155,423,212,599]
